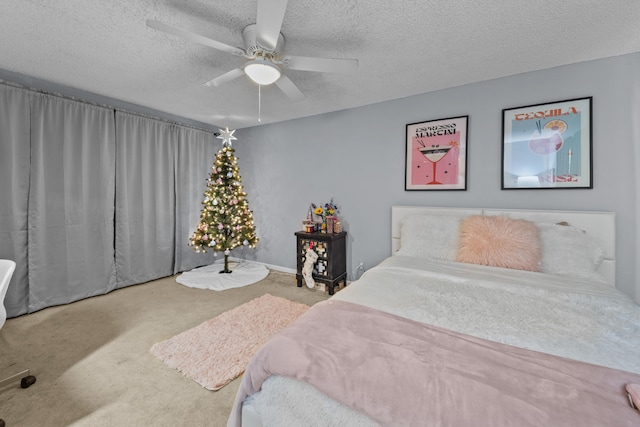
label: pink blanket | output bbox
[229,300,640,426]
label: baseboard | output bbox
[227,257,296,275]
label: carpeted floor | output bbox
[0,269,329,427]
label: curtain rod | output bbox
[0,79,219,135]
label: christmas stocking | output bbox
[302,248,318,289]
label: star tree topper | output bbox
[217,127,237,148]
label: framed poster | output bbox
[502,97,592,189]
[405,115,468,190]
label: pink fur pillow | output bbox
[457,215,542,271]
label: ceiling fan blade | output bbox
[282,55,359,73]
[146,19,246,57]
[255,0,288,50]
[275,75,305,102]
[203,68,245,87]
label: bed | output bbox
[228,206,640,426]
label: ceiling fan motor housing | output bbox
[242,24,285,60]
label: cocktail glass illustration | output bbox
[527,119,569,183]
[418,145,451,184]
[529,119,566,155]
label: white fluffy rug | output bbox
[176,261,269,290]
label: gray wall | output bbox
[235,52,640,303]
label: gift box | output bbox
[326,216,335,233]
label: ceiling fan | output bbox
[146,0,359,102]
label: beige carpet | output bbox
[150,294,309,391]
[0,270,328,427]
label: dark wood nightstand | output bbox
[295,231,347,295]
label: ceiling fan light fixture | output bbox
[244,59,281,85]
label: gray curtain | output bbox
[27,94,117,313]
[174,126,216,273]
[115,112,176,287]
[1,84,217,317]
[0,86,31,316]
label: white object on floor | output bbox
[302,248,318,289]
[176,261,268,290]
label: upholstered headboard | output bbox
[391,206,616,287]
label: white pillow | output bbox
[537,222,606,283]
[396,214,464,261]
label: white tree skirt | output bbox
[176,261,269,291]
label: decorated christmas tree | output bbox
[189,127,258,273]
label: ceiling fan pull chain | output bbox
[258,84,262,123]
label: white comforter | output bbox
[239,256,640,426]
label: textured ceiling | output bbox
[1,0,639,129]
